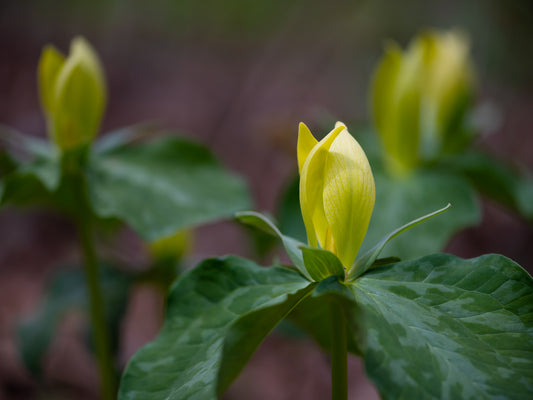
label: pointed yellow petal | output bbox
[297,122,318,174]
[38,45,65,116]
[323,129,375,267]
[334,121,346,129]
[299,124,345,248]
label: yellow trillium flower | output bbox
[298,122,375,268]
[38,37,106,151]
[371,29,474,176]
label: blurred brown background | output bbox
[1,0,532,399]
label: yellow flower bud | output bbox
[298,122,375,268]
[38,37,106,150]
[148,230,193,262]
[371,30,474,175]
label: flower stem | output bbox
[77,212,116,400]
[330,302,348,400]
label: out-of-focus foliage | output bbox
[18,264,131,376]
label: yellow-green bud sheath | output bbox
[298,122,375,268]
[38,37,106,151]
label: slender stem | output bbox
[330,302,348,400]
[77,214,116,400]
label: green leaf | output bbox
[235,211,312,280]
[18,264,131,375]
[118,256,313,400]
[0,129,61,208]
[352,253,533,399]
[86,137,250,240]
[442,150,533,221]
[301,246,345,282]
[360,167,480,260]
[347,204,451,281]
[0,150,18,176]
[0,156,61,208]
[0,124,54,159]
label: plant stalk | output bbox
[77,209,116,400]
[330,302,348,400]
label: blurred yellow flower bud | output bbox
[38,37,106,150]
[148,230,193,262]
[371,30,474,175]
[298,122,375,268]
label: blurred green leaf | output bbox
[0,150,17,176]
[353,253,533,399]
[361,166,480,260]
[93,123,159,154]
[0,155,60,207]
[442,150,533,221]
[0,125,54,159]
[118,256,313,400]
[18,264,132,375]
[0,129,60,208]
[87,136,250,240]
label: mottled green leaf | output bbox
[118,256,312,400]
[18,264,131,375]
[87,137,250,240]
[353,253,533,399]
